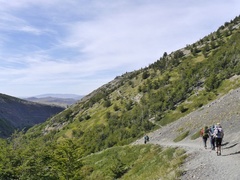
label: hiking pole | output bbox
[221,139,223,154]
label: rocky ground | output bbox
[134,87,240,180]
[150,137,240,180]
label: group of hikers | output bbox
[143,123,224,156]
[200,123,224,156]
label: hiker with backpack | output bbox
[200,126,209,149]
[214,123,224,156]
[209,124,216,150]
[144,134,149,144]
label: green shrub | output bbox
[173,131,189,142]
[190,130,200,140]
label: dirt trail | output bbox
[161,141,240,180]
[134,131,240,180]
[132,87,240,179]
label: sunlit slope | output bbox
[26,15,240,155]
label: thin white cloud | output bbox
[18,26,42,35]
[0,0,64,10]
[61,1,237,69]
[0,0,240,97]
[0,12,47,36]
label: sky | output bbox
[0,0,240,97]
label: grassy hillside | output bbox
[31,15,240,149]
[0,15,240,179]
[81,145,186,180]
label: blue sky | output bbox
[0,0,240,97]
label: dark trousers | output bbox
[210,136,215,150]
[216,138,223,155]
[202,137,208,148]
[216,138,222,147]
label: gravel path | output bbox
[134,132,240,180]
[163,140,240,180]
[133,87,240,180]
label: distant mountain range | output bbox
[24,94,84,107]
[33,94,83,99]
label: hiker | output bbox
[144,134,149,144]
[214,123,224,156]
[209,125,216,150]
[200,126,209,149]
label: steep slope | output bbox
[134,86,240,179]
[0,15,240,179]
[0,93,64,137]
[35,15,240,149]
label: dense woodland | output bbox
[0,15,240,179]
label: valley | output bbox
[0,15,240,179]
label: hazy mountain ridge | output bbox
[24,94,84,107]
[0,93,64,137]
[32,93,83,99]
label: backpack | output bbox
[144,135,149,141]
[216,128,222,138]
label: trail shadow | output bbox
[221,142,229,146]
[222,151,240,156]
[221,143,239,156]
[224,143,238,149]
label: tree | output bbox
[173,50,184,59]
[51,140,83,179]
[205,74,220,92]
[110,157,128,179]
[163,52,168,58]
[103,99,111,107]
[113,104,120,111]
[125,100,133,111]
[142,71,150,79]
